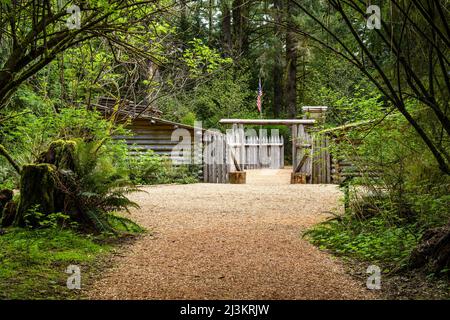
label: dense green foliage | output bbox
[127,150,198,185]
[0,104,128,188]
[307,88,450,272]
[305,215,419,267]
[158,68,257,128]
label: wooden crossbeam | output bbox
[220,119,316,125]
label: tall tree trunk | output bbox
[208,0,213,44]
[273,0,284,117]
[285,0,298,118]
[178,0,190,47]
[232,0,249,56]
[273,63,284,117]
[221,3,232,54]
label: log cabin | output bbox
[93,97,200,163]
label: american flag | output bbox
[257,78,262,113]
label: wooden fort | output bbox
[95,97,352,184]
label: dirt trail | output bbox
[86,169,374,299]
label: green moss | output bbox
[0,228,111,299]
[41,140,77,170]
[15,164,57,227]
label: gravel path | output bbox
[87,169,375,299]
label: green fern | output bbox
[61,139,140,234]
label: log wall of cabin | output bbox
[113,119,195,163]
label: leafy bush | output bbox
[313,86,450,272]
[305,214,420,267]
[6,138,140,234]
[182,38,233,78]
[330,108,450,226]
[0,106,130,188]
[0,166,15,190]
[23,208,74,230]
[127,150,198,185]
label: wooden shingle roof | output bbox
[94,96,201,132]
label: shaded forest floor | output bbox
[343,259,450,300]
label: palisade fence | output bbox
[292,125,332,184]
[311,133,332,184]
[202,127,285,183]
[202,130,229,183]
[226,133,284,170]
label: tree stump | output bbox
[14,164,57,227]
[0,189,13,213]
[291,172,307,184]
[0,189,14,227]
[410,225,450,273]
[38,140,78,216]
[1,200,17,227]
[38,140,76,170]
[229,171,246,184]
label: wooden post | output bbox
[291,124,298,172]
[203,133,209,182]
[311,129,316,184]
[239,124,245,169]
[291,172,307,184]
[326,136,331,183]
[231,123,237,172]
[229,171,246,184]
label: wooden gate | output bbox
[292,128,332,184]
[203,130,229,183]
[291,117,331,184]
[216,114,332,185]
[226,124,284,170]
[311,133,332,184]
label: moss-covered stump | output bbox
[37,140,79,218]
[1,200,17,227]
[15,164,57,227]
[38,140,76,170]
[410,225,450,273]
[0,189,13,213]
